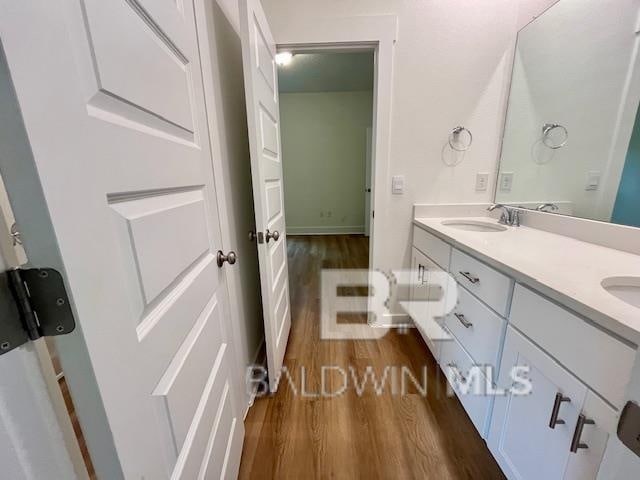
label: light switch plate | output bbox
[586,171,601,191]
[499,172,514,192]
[618,401,640,458]
[475,173,489,192]
[392,175,404,195]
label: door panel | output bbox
[239,0,292,391]
[489,326,587,480]
[0,0,243,477]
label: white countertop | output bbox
[413,216,640,345]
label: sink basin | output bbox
[441,219,508,232]
[601,276,640,308]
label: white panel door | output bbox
[239,0,292,392]
[0,1,243,478]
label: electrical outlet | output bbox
[475,173,489,192]
[499,172,514,192]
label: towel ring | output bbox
[448,126,473,152]
[542,123,568,149]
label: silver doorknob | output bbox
[248,230,257,242]
[216,250,237,267]
[265,229,280,243]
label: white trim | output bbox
[287,225,365,235]
[244,339,266,420]
[596,15,640,221]
[274,14,397,277]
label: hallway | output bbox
[239,235,504,479]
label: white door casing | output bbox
[0,0,243,478]
[364,127,372,237]
[0,176,79,479]
[239,0,292,392]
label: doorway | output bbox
[276,50,374,243]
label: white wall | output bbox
[259,0,558,312]
[496,0,638,221]
[280,90,373,234]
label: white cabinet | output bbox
[564,390,617,479]
[489,326,587,480]
[510,284,635,408]
[411,223,635,480]
[450,248,513,316]
[409,247,448,361]
[412,226,451,270]
[439,332,493,436]
[444,286,506,370]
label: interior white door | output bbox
[239,0,292,392]
[0,1,244,478]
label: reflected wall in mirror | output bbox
[496,0,640,228]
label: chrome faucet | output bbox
[536,203,559,212]
[487,204,521,227]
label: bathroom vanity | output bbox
[408,211,640,480]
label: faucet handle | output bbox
[511,209,521,227]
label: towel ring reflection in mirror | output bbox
[542,123,568,149]
[448,126,473,152]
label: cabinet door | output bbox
[489,327,587,480]
[408,248,448,361]
[564,391,617,480]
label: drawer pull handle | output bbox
[454,312,473,328]
[459,271,480,284]
[549,392,571,429]
[570,414,595,453]
[446,362,467,383]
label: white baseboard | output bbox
[244,338,265,420]
[287,225,365,235]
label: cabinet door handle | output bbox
[549,392,571,429]
[459,271,480,284]
[418,264,424,283]
[570,414,595,453]
[454,312,473,328]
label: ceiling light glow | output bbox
[275,52,293,66]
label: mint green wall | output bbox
[279,91,373,234]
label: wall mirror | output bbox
[495,0,640,228]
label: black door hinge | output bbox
[0,268,76,356]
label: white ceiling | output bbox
[277,52,374,93]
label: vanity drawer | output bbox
[445,285,506,370]
[510,284,636,407]
[412,226,451,270]
[450,248,513,316]
[439,333,491,437]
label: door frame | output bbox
[274,15,397,279]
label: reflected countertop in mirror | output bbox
[495,0,640,228]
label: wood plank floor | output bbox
[239,235,505,479]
